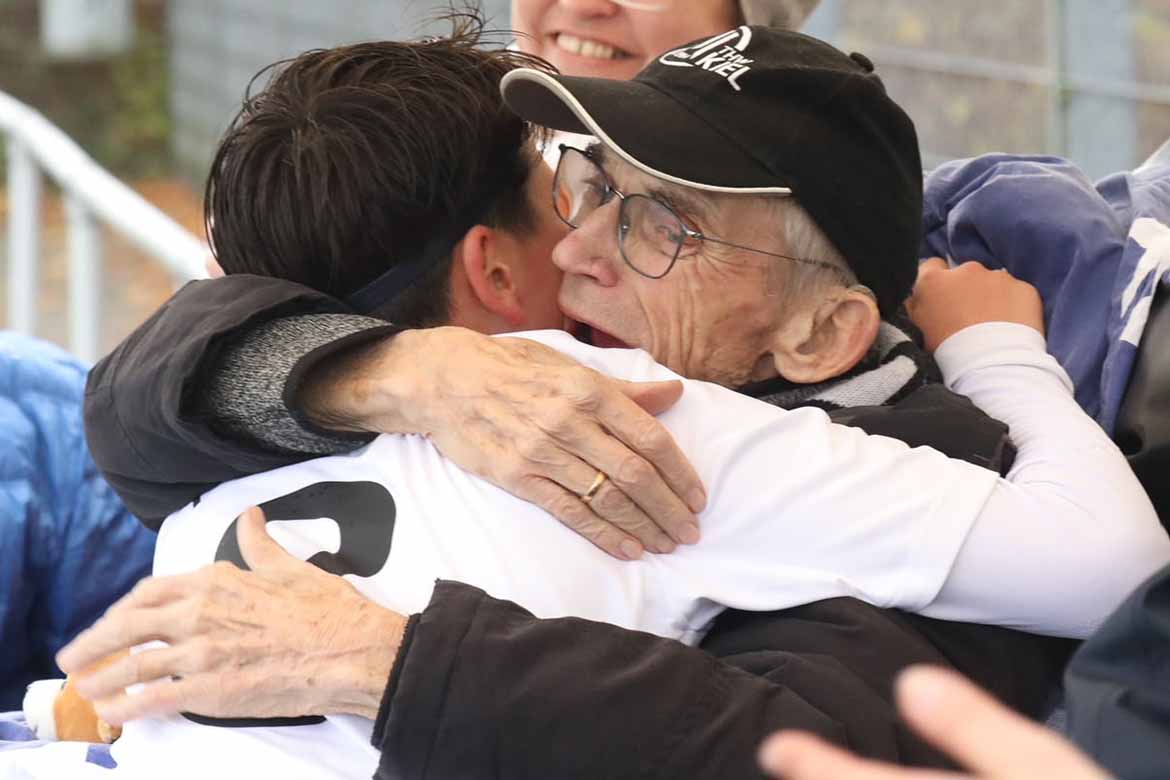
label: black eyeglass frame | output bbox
[553,144,845,280]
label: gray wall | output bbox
[804,0,1170,179]
[170,1,1170,185]
[169,0,510,183]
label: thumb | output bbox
[236,507,300,574]
[617,379,685,416]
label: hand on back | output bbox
[305,326,707,561]
[56,509,403,724]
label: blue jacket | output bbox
[922,156,1170,434]
[0,333,155,710]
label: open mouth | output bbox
[572,320,632,349]
[553,33,634,61]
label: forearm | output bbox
[84,275,387,526]
[328,600,412,720]
[371,582,950,780]
[202,313,394,454]
[925,323,1169,636]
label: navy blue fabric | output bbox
[921,156,1170,434]
[0,333,155,710]
[0,711,116,767]
[1066,562,1170,780]
[0,710,37,747]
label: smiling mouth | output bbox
[553,33,633,61]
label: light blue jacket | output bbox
[0,333,155,710]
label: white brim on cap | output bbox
[501,68,792,196]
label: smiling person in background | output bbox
[512,0,823,162]
[512,0,820,80]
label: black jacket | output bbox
[85,275,1073,778]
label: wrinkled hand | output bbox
[908,259,1045,353]
[302,326,707,560]
[56,508,405,725]
[759,666,1109,780]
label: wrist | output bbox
[935,321,1069,392]
[298,328,434,436]
[328,601,409,719]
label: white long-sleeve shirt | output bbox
[100,322,1168,780]
[151,323,1167,639]
[922,322,1167,635]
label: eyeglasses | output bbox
[552,145,844,280]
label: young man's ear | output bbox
[453,224,526,328]
[769,288,880,384]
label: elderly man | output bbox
[72,23,1164,779]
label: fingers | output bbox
[553,449,678,553]
[611,380,707,514]
[574,429,695,550]
[63,604,190,681]
[586,476,679,554]
[57,576,198,673]
[236,506,304,573]
[93,676,203,725]
[896,666,1108,779]
[520,477,646,561]
[71,640,196,702]
[759,731,958,780]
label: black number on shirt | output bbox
[185,480,397,728]
[215,480,397,578]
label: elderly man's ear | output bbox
[768,288,881,384]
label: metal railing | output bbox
[1,89,207,363]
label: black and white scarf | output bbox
[740,322,941,411]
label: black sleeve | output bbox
[84,274,400,529]
[1065,562,1170,780]
[828,384,1017,476]
[371,583,938,780]
[202,313,392,457]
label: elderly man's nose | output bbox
[552,213,621,285]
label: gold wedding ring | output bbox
[580,471,608,504]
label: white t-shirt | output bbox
[102,324,1167,780]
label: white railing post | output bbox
[7,136,42,335]
[65,193,101,362]
[1,88,207,361]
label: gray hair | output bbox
[767,195,858,313]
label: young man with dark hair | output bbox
[205,32,556,331]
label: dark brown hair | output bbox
[204,13,552,327]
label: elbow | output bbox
[1073,511,1170,635]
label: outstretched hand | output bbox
[760,665,1109,780]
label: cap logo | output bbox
[658,26,754,92]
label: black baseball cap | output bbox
[501,26,922,316]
